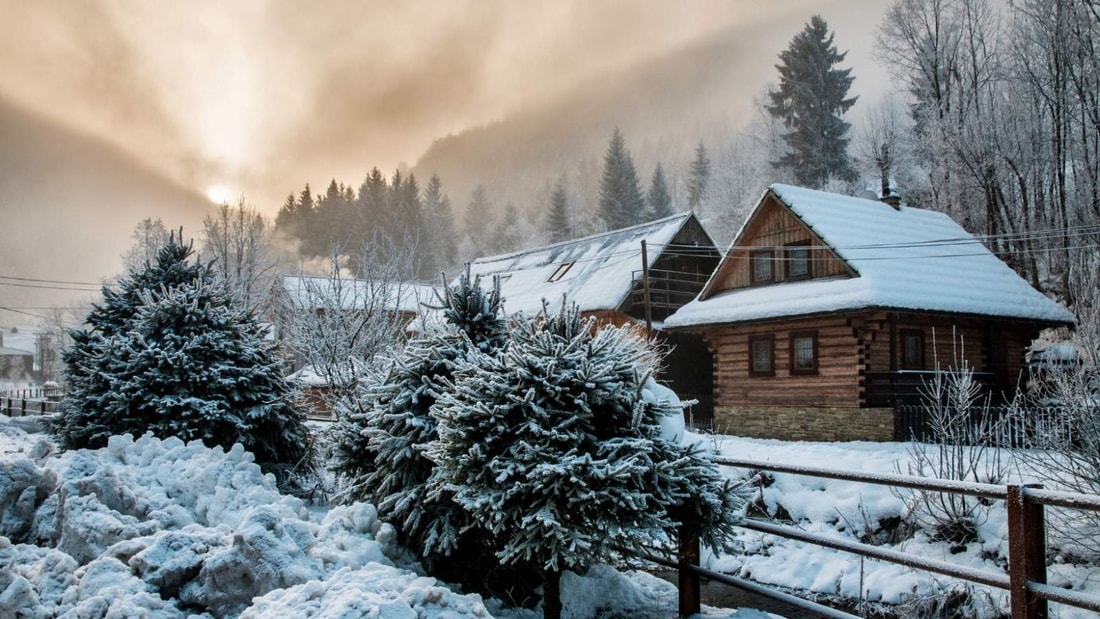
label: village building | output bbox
[664,184,1076,441]
[465,212,721,425]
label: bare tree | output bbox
[200,198,278,313]
[122,218,170,272]
[899,333,1008,546]
[274,235,421,417]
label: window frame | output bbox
[750,248,774,285]
[749,334,776,377]
[789,330,819,376]
[900,328,925,370]
[547,261,575,283]
[785,240,812,281]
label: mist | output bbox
[0,0,889,213]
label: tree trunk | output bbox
[543,568,562,619]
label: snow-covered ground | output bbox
[0,415,767,619]
[705,436,1100,618]
[5,413,1100,618]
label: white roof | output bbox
[278,276,439,314]
[666,184,1075,327]
[465,212,700,316]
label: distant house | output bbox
[0,346,35,385]
[465,212,721,424]
[664,184,1075,441]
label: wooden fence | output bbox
[643,458,1100,618]
[1,389,63,416]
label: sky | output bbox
[0,0,892,214]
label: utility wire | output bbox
[0,275,102,286]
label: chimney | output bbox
[879,144,901,210]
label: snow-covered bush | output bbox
[330,268,518,591]
[52,232,310,468]
[429,303,740,618]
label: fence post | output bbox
[678,522,701,618]
[1007,484,1047,619]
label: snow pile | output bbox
[0,425,494,618]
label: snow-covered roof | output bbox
[666,184,1075,327]
[278,276,439,314]
[286,364,329,387]
[0,347,33,356]
[465,212,702,316]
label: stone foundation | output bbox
[713,405,896,442]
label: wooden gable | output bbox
[618,214,721,320]
[701,191,854,299]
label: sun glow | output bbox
[205,185,235,205]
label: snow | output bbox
[666,184,1076,328]
[465,212,703,317]
[706,435,1100,617]
[278,275,439,314]
[7,409,1099,617]
[0,415,764,618]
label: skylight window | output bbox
[548,262,575,283]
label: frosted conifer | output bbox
[330,266,508,578]
[54,232,309,466]
[430,303,738,618]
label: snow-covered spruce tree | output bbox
[767,14,857,188]
[429,303,739,619]
[53,233,309,467]
[329,266,514,585]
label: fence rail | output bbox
[1,389,63,417]
[650,457,1100,618]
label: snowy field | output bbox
[0,415,769,619]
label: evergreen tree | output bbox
[331,267,508,585]
[544,177,572,243]
[598,127,646,230]
[54,233,309,467]
[648,163,674,220]
[464,185,492,250]
[430,304,739,618]
[488,203,522,254]
[687,142,711,210]
[422,173,458,277]
[767,15,858,188]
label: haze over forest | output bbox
[0,0,891,318]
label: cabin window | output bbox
[547,262,575,283]
[789,331,818,375]
[785,241,812,280]
[750,249,774,284]
[749,335,775,376]
[901,329,924,370]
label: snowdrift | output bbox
[0,428,492,618]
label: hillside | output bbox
[410,15,791,229]
[0,95,210,317]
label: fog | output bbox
[0,0,889,212]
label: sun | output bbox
[205,185,235,205]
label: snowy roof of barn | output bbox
[665,184,1076,328]
[464,212,705,316]
[277,276,439,314]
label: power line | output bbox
[0,274,102,286]
[0,306,50,320]
[0,281,100,292]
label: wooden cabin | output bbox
[664,184,1075,441]
[465,212,721,425]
